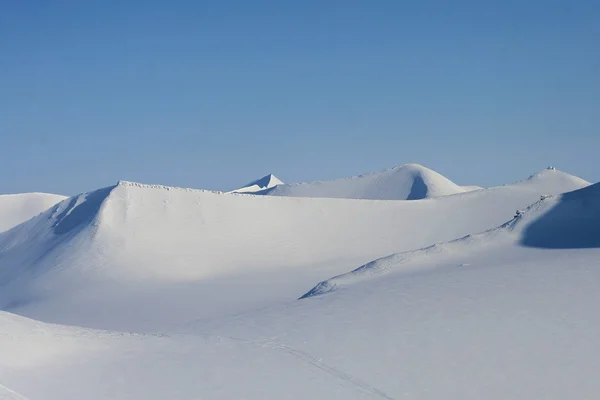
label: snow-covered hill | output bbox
[229,173,283,193]
[0,168,588,331]
[302,181,600,298]
[255,163,475,200]
[1,179,599,400]
[195,181,600,400]
[0,192,66,232]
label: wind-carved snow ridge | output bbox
[300,189,591,299]
[51,186,116,235]
[117,180,222,194]
[299,234,494,299]
[9,180,225,241]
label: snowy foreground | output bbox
[0,165,598,399]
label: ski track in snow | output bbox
[0,382,30,400]
[222,334,396,400]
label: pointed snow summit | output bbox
[256,163,469,200]
[229,174,284,194]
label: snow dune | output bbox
[0,168,589,330]
[0,192,66,232]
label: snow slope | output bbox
[302,181,600,297]
[460,184,484,191]
[194,181,600,400]
[0,311,371,400]
[229,173,283,193]
[0,192,66,232]
[0,169,588,331]
[1,181,599,399]
[256,163,474,200]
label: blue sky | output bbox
[1,1,598,195]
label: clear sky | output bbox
[1,1,598,195]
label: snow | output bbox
[0,165,598,399]
[228,173,283,193]
[0,192,66,232]
[460,185,484,192]
[0,311,393,400]
[302,182,600,297]
[0,167,589,331]
[255,163,478,200]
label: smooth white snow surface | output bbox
[0,165,598,400]
[229,173,283,193]
[257,163,476,200]
[460,184,484,192]
[0,192,66,232]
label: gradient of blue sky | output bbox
[1,1,598,195]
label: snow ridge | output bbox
[301,181,600,298]
[117,180,222,193]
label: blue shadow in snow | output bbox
[521,184,600,249]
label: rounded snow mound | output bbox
[0,192,67,232]
[258,163,468,200]
[520,167,590,188]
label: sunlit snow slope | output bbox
[302,181,600,297]
[258,163,477,200]
[0,168,589,330]
[0,173,598,400]
[0,311,363,400]
[196,181,600,400]
[0,192,66,232]
[1,181,596,399]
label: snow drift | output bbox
[302,180,600,298]
[256,163,475,200]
